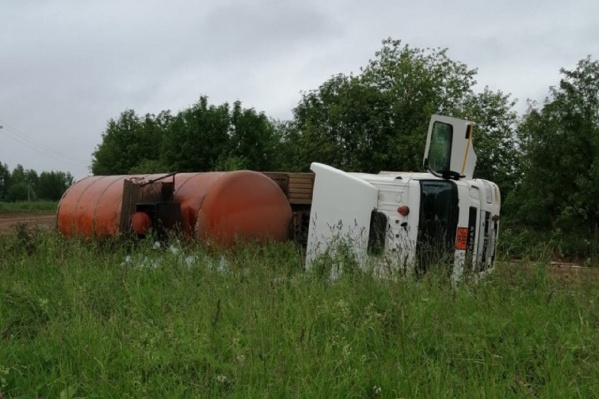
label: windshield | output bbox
[428,122,453,174]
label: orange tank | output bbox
[57,171,292,246]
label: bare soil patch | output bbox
[498,260,599,285]
[0,212,56,234]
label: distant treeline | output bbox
[91,39,599,258]
[0,163,73,202]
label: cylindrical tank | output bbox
[57,171,292,246]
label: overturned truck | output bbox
[57,115,500,278]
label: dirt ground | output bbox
[0,212,56,234]
[496,260,599,285]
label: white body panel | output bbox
[348,171,421,276]
[306,168,501,280]
[305,163,378,274]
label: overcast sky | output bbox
[1,0,597,180]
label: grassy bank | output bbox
[0,230,598,398]
[0,201,57,214]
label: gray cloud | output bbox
[0,0,597,179]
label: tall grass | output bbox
[499,223,599,263]
[0,201,58,214]
[0,228,598,398]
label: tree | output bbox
[10,164,26,185]
[161,97,231,172]
[6,183,28,202]
[459,88,520,198]
[216,101,282,171]
[0,162,10,201]
[92,110,168,174]
[5,164,39,201]
[514,56,599,232]
[271,119,301,171]
[288,39,516,176]
[38,171,74,201]
[161,97,284,172]
[289,74,390,171]
[0,163,73,202]
[92,97,284,174]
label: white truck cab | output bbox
[306,115,501,280]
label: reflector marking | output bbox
[456,227,468,250]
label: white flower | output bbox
[217,257,229,273]
[185,255,196,266]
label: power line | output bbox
[0,121,89,168]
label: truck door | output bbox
[423,115,477,180]
[416,180,459,275]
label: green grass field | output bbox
[0,201,58,214]
[0,228,598,398]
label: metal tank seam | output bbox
[93,176,133,237]
[73,176,108,235]
[173,172,201,193]
[55,175,85,230]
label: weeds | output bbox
[0,229,598,397]
[499,225,599,263]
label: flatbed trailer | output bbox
[261,172,314,245]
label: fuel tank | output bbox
[57,171,292,246]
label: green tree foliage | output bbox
[37,171,74,201]
[92,96,283,174]
[218,101,281,171]
[287,74,389,171]
[515,57,599,232]
[5,165,39,201]
[91,110,169,175]
[163,97,283,172]
[161,97,231,172]
[92,41,519,181]
[6,182,29,202]
[358,40,477,172]
[459,88,520,198]
[10,164,27,185]
[286,39,518,181]
[0,163,73,202]
[0,162,10,201]
[271,119,299,171]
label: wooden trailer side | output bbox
[262,172,314,245]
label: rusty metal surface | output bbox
[56,171,292,246]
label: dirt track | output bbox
[499,260,599,284]
[0,212,56,234]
